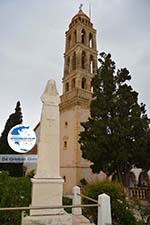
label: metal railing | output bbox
[0,203,98,212]
[78,193,99,204]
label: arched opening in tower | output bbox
[89,33,93,48]
[67,56,70,73]
[68,35,71,49]
[71,78,76,89]
[65,82,69,92]
[81,51,86,69]
[74,30,77,44]
[90,55,95,73]
[82,78,86,89]
[72,52,76,70]
[81,29,86,44]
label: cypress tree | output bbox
[0,101,23,176]
[79,53,150,185]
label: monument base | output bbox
[22,213,72,225]
[31,177,64,216]
[72,215,95,225]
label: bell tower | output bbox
[60,8,98,194]
[62,8,97,96]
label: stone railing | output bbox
[60,88,91,103]
[128,187,150,202]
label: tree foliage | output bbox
[0,101,23,176]
[79,53,150,185]
[0,171,31,225]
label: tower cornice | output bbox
[60,88,91,111]
[64,43,97,57]
[66,22,96,35]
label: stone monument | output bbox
[22,80,72,225]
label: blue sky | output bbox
[0,0,149,133]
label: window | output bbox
[89,33,93,48]
[72,52,76,70]
[81,29,86,44]
[65,82,69,92]
[74,30,77,44]
[90,55,95,73]
[68,35,71,48]
[67,56,70,73]
[63,176,66,182]
[81,51,86,69]
[82,78,86,89]
[71,78,76,89]
[64,141,67,148]
[65,121,68,127]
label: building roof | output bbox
[71,9,90,23]
[68,9,93,29]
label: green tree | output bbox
[0,101,23,176]
[79,53,150,185]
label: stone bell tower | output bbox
[60,8,98,194]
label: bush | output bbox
[0,171,31,225]
[82,181,137,225]
[80,178,88,186]
[63,196,72,213]
[130,199,150,223]
[0,172,73,224]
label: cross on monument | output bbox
[79,3,83,11]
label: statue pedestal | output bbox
[30,177,64,216]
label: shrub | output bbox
[63,196,72,213]
[82,181,137,225]
[80,178,88,186]
[0,171,31,225]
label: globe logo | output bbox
[7,124,36,153]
